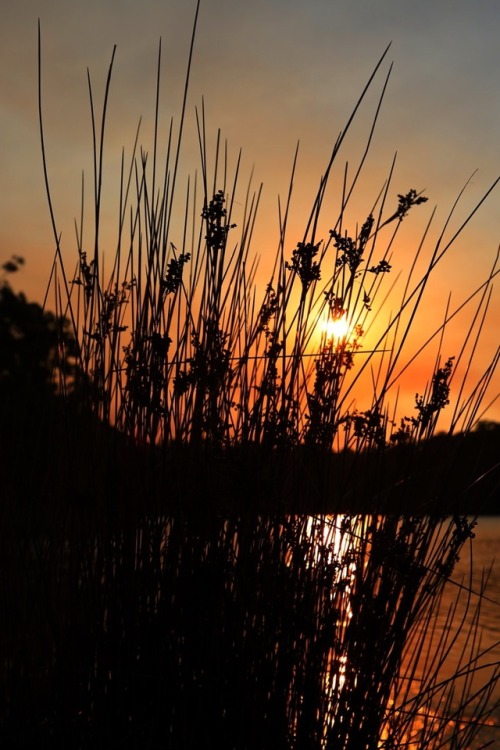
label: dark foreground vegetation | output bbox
[1,264,498,527]
[2,386,499,529]
[1,5,499,747]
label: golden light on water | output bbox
[296,516,500,750]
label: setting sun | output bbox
[322,316,350,341]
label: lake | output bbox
[435,515,500,749]
[377,515,500,749]
[301,514,500,749]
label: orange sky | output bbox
[1,0,499,426]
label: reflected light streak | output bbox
[299,515,500,750]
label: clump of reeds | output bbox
[1,4,498,748]
[37,22,498,483]
[2,513,498,748]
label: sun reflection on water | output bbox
[295,515,500,750]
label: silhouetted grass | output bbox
[0,3,499,747]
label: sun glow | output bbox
[321,316,350,341]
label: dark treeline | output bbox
[1,261,498,533]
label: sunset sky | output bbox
[1,0,499,424]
